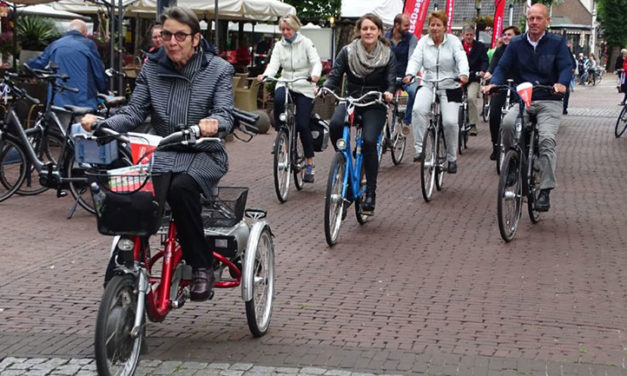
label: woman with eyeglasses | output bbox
[257,14,322,183]
[81,6,234,302]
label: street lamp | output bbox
[475,0,482,41]
[329,16,335,64]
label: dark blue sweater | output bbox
[491,32,573,101]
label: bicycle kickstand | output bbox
[66,195,80,219]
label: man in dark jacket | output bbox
[485,4,572,212]
[27,19,107,110]
[384,13,418,132]
[82,7,234,301]
[461,25,489,135]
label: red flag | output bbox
[404,0,432,38]
[444,0,454,33]
[491,0,506,48]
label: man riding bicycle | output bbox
[81,6,234,301]
[384,13,418,135]
[484,3,572,211]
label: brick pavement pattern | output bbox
[0,80,626,375]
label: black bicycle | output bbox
[263,76,310,203]
[494,83,562,241]
[458,84,470,154]
[615,103,627,138]
[495,79,516,174]
[378,78,407,165]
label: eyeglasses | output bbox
[160,30,193,42]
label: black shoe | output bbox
[489,145,499,161]
[362,191,375,213]
[562,109,568,115]
[303,164,315,183]
[447,161,457,173]
[413,152,424,163]
[535,189,551,212]
[469,124,478,136]
[190,268,215,301]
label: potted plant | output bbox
[16,16,60,64]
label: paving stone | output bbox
[230,363,254,371]
[219,370,244,376]
[324,370,352,376]
[208,363,232,370]
[300,367,327,375]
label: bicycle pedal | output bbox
[57,190,68,198]
[208,290,215,300]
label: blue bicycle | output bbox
[319,88,384,246]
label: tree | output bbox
[284,0,341,25]
[597,0,627,47]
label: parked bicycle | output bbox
[263,76,310,203]
[378,78,407,165]
[90,112,274,376]
[0,70,131,215]
[319,88,383,246]
[493,83,562,241]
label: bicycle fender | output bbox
[241,221,271,302]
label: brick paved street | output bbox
[1,79,626,375]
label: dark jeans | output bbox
[167,173,211,270]
[488,92,507,145]
[274,86,315,158]
[329,103,386,192]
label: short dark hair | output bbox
[160,7,200,35]
[394,13,404,26]
[353,13,390,46]
[502,25,521,35]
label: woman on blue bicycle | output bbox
[321,13,395,214]
[257,14,322,183]
[403,11,469,173]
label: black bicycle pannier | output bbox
[310,113,329,152]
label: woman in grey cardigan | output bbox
[82,7,234,301]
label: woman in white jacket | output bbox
[257,14,322,182]
[403,10,469,173]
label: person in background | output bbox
[235,39,251,70]
[577,53,589,85]
[27,19,107,110]
[149,23,163,51]
[617,49,627,105]
[562,43,577,115]
[322,13,396,213]
[588,52,598,85]
[258,14,322,183]
[487,38,503,64]
[484,25,521,159]
[461,25,489,136]
[384,13,418,135]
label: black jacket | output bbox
[324,43,396,97]
[465,40,489,82]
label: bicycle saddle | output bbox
[98,94,127,108]
[64,105,96,116]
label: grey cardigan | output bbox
[104,40,235,196]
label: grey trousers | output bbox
[501,100,562,190]
[412,86,460,162]
[467,81,481,125]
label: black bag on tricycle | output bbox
[310,113,329,152]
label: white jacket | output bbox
[262,33,322,98]
[406,34,469,90]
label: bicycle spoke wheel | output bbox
[273,130,291,203]
[17,132,64,196]
[458,106,464,155]
[293,134,305,191]
[482,94,490,122]
[496,130,505,175]
[0,138,27,202]
[420,128,436,202]
[324,153,346,246]
[354,162,369,224]
[497,150,523,242]
[94,274,143,376]
[527,157,542,224]
[390,116,406,165]
[245,226,275,337]
[435,129,446,191]
[615,105,627,138]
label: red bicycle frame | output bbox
[134,219,243,322]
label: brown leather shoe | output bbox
[190,268,215,301]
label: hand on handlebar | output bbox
[81,114,100,132]
[383,91,393,103]
[482,84,495,95]
[553,83,567,94]
[199,118,219,136]
[402,75,414,85]
[256,74,265,82]
[483,72,492,81]
[459,75,469,85]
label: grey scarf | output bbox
[348,39,391,79]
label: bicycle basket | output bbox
[88,167,172,236]
[201,187,248,228]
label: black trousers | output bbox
[167,173,211,270]
[488,92,507,146]
[274,87,315,158]
[329,103,386,192]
